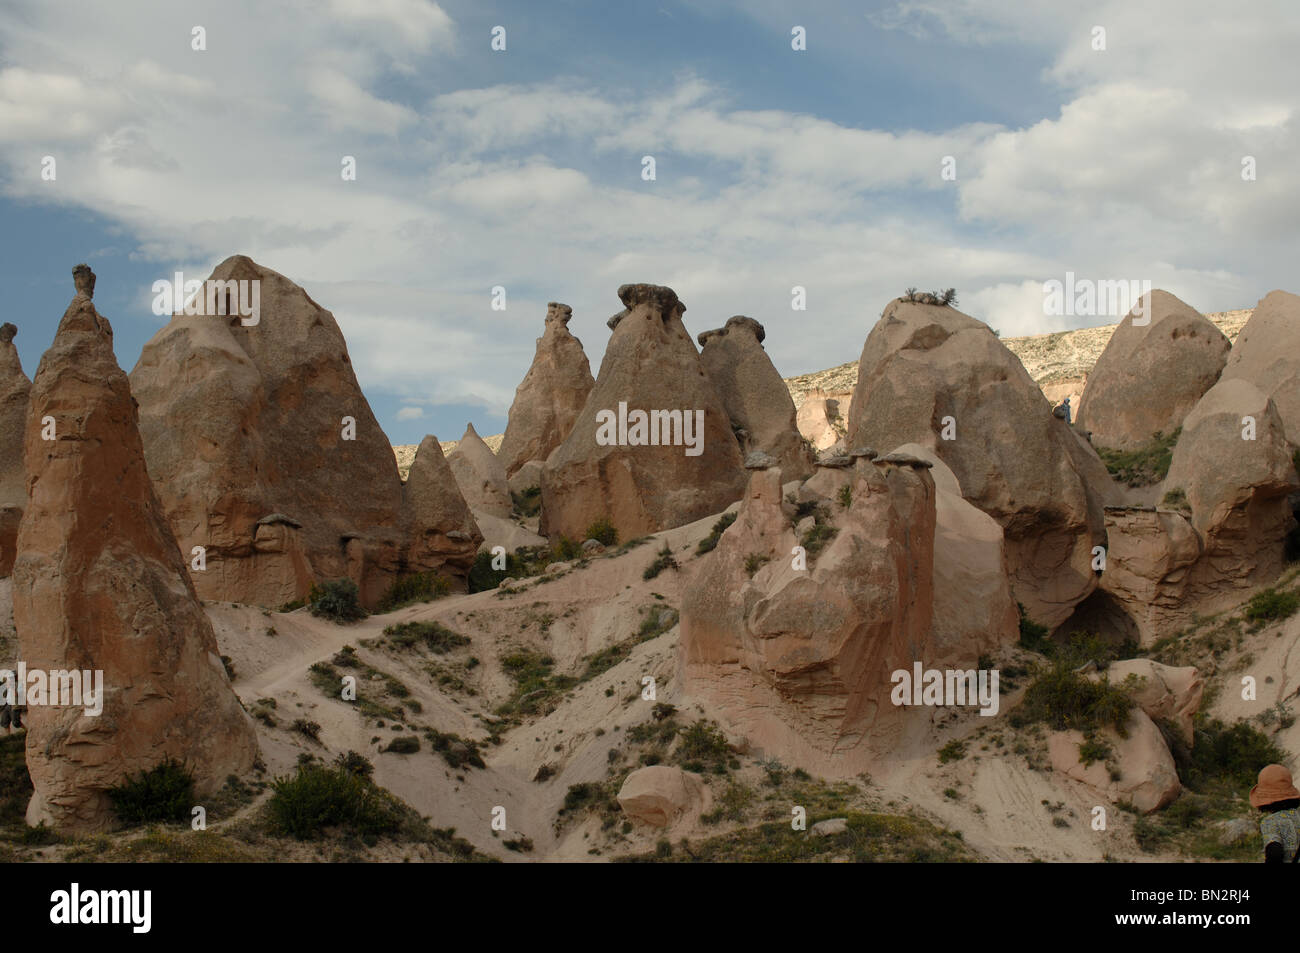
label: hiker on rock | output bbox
[1061,396,1072,425]
[1252,764,1300,862]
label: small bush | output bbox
[267,763,402,840]
[469,549,510,593]
[1013,662,1134,735]
[837,484,852,508]
[383,620,471,654]
[1160,487,1191,513]
[384,736,420,755]
[334,751,374,779]
[675,719,734,773]
[1017,603,1050,653]
[744,553,770,577]
[376,572,452,612]
[938,740,967,764]
[293,718,322,742]
[309,579,366,623]
[696,513,737,555]
[512,486,541,518]
[107,758,195,827]
[643,544,679,580]
[1244,587,1300,623]
[1077,734,1113,767]
[552,535,581,562]
[1096,429,1180,488]
[585,518,618,547]
[800,522,838,561]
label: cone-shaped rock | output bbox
[698,316,813,484]
[130,255,476,608]
[404,435,482,569]
[540,284,746,540]
[447,422,512,518]
[1220,290,1300,444]
[0,321,29,576]
[1075,291,1229,450]
[846,297,1118,629]
[13,268,258,832]
[497,302,594,481]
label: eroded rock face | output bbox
[540,284,745,540]
[1048,709,1180,814]
[846,298,1117,629]
[796,387,850,452]
[0,321,29,577]
[1163,379,1298,590]
[1221,290,1300,444]
[1100,659,1203,746]
[496,302,594,480]
[13,270,258,832]
[1095,506,1203,645]
[130,255,476,607]
[447,423,512,518]
[617,765,708,827]
[680,457,936,776]
[698,316,813,483]
[1075,291,1230,451]
[402,436,482,580]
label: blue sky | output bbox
[2,0,1297,445]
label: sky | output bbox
[1,0,1297,445]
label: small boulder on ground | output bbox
[617,765,707,827]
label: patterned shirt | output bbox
[1260,807,1300,861]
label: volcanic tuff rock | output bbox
[796,387,850,452]
[540,284,746,540]
[846,298,1118,629]
[403,435,483,574]
[447,422,512,518]
[1220,290,1300,445]
[496,302,594,480]
[130,255,477,609]
[698,315,813,484]
[0,321,29,577]
[1075,291,1230,450]
[1048,709,1180,814]
[12,268,258,832]
[616,765,708,827]
[680,456,936,776]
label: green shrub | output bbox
[309,579,366,623]
[1078,734,1113,767]
[1017,602,1050,652]
[383,620,471,654]
[376,572,451,612]
[1012,661,1135,735]
[800,522,838,560]
[1170,718,1288,790]
[334,751,374,779]
[643,544,679,580]
[107,758,195,827]
[293,718,322,742]
[837,484,853,508]
[675,719,734,773]
[425,729,485,769]
[1096,429,1180,488]
[696,513,737,555]
[1245,587,1300,623]
[469,549,510,592]
[1160,487,1191,513]
[585,518,618,547]
[937,740,967,764]
[511,486,541,518]
[384,736,420,754]
[267,763,402,840]
[744,553,770,577]
[552,535,581,562]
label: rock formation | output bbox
[796,387,850,452]
[846,297,1117,629]
[447,422,512,518]
[12,266,258,832]
[0,321,29,577]
[1075,291,1229,450]
[617,765,708,827]
[680,454,937,776]
[1098,659,1203,746]
[1220,290,1300,444]
[540,284,746,541]
[130,255,477,608]
[402,435,483,578]
[1048,709,1180,814]
[496,302,594,485]
[698,316,813,483]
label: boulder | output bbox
[681,455,936,776]
[1047,709,1180,814]
[0,321,29,577]
[1221,290,1300,444]
[447,422,512,518]
[497,302,594,479]
[540,284,745,540]
[12,267,258,832]
[507,459,544,496]
[1098,659,1203,746]
[130,255,476,608]
[698,316,812,483]
[1163,378,1298,590]
[616,765,708,827]
[1075,291,1230,450]
[846,297,1118,629]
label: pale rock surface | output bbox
[1096,659,1203,745]
[447,422,512,518]
[0,322,29,577]
[616,765,707,827]
[1221,290,1300,444]
[1075,291,1230,450]
[13,268,258,832]
[1048,709,1180,814]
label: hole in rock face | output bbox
[1050,588,1140,654]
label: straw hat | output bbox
[1250,764,1300,808]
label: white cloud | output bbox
[396,405,425,420]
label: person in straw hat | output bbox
[1251,764,1300,862]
